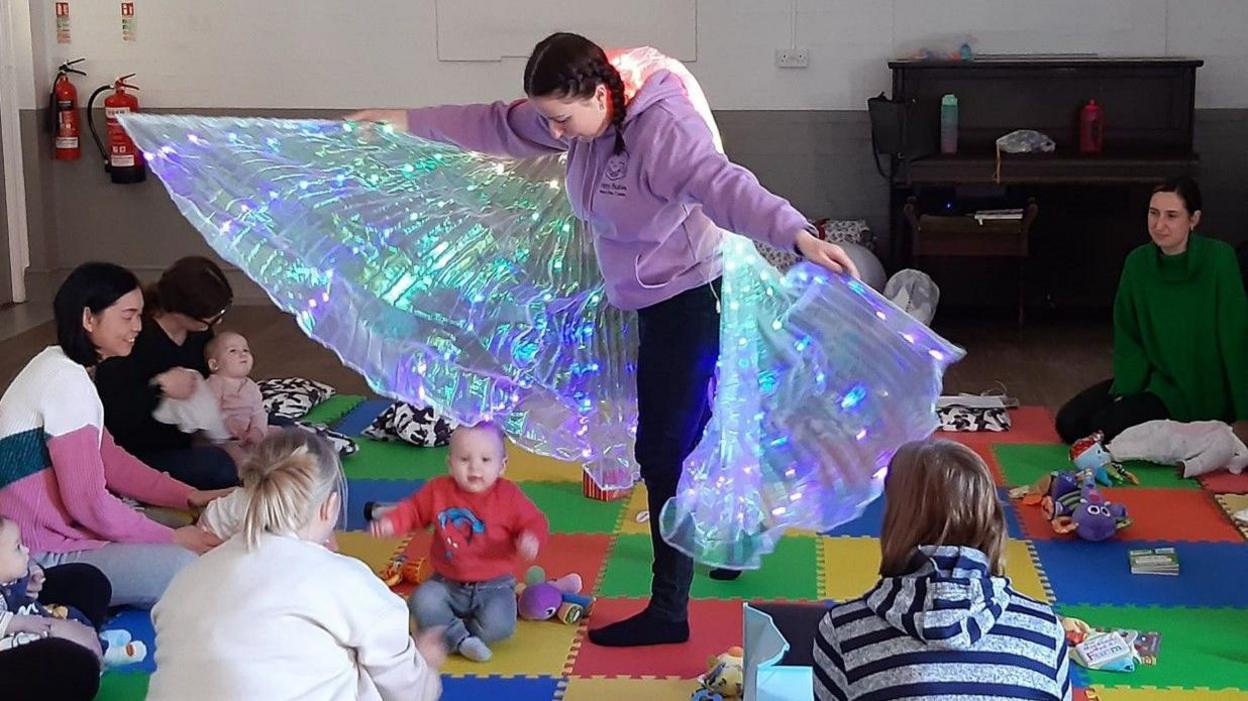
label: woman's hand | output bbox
[48,619,104,659]
[794,229,861,279]
[5,613,52,636]
[413,625,448,670]
[172,525,222,554]
[153,368,200,400]
[188,488,233,509]
[343,109,410,135]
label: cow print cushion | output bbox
[258,377,337,420]
[937,405,1012,432]
[364,402,457,448]
[294,421,359,456]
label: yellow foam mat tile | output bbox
[1006,539,1051,603]
[822,538,1047,603]
[562,676,697,701]
[336,531,405,574]
[1215,494,1248,540]
[506,441,583,483]
[821,537,883,601]
[618,483,651,536]
[441,619,580,677]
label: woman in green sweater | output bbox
[1056,177,1248,444]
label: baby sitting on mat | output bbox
[369,421,549,662]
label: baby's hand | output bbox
[27,563,45,598]
[517,531,540,561]
[369,519,396,538]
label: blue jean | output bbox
[409,574,517,650]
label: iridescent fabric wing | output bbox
[660,242,964,568]
[120,114,640,488]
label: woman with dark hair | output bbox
[0,262,225,608]
[348,32,859,648]
[94,255,239,489]
[1056,177,1248,444]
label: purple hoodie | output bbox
[405,70,807,310]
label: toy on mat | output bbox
[1070,432,1138,486]
[694,646,744,700]
[1013,469,1131,541]
[379,553,430,588]
[516,566,594,625]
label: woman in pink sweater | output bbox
[0,263,227,607]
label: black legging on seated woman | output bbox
[1054,378,1170,444]
[0,563,112,701]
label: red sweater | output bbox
[382,476,549,582]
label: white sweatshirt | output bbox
[148,533,440,701]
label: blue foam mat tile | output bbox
[441,675,562,701]
[333,399,394,437]
[821,488,1024,540]
[344,478,424,531]
[102,607,156,674]
[1031,539,1248,608]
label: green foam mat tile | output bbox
[597,533,819,601]
[1058,605,1248,690]
[300,394,365,425]
[520,481,626,534]
[340,438,449,481]
[95,672,150,701]
[995,443,1200,490]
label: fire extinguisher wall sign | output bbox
[87,74,146,184]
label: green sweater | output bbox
[1111,235,1248,422]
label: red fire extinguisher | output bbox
[87,74,146,184]
[1079,99,1104,154]
[48,58,87,160]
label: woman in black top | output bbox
[94,256,238,489]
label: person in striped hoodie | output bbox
[0,263,228,608]
[814,440,1071,701]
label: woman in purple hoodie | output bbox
[347,32,857,649]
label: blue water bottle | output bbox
[940,94,958,154]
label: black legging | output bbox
[1055,378,1170,444]
[0,563,111,701]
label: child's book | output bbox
[1129,547,1179,575]
[1075,632,1134,670]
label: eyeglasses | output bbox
[199,304,231,327]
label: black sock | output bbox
[587,607,689,647]
[709,568,742,581]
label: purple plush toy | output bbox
[1041,471,1132,541]
[516,566,594,625]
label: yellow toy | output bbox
[696,646,744,699]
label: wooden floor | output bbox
[0,305,1110,410]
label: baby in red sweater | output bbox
[369,422,549,662]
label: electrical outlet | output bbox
[775,48,809,69]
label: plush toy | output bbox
[1070,432,1138,486]
[1038,470,1132,541]
[696,646,744,699]
[516,566,594,625]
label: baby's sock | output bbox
[457,636,493,662]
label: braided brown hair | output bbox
[523,32,627,154]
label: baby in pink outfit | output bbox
[204,331,267,448]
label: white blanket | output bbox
[1108,419,1248,478]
